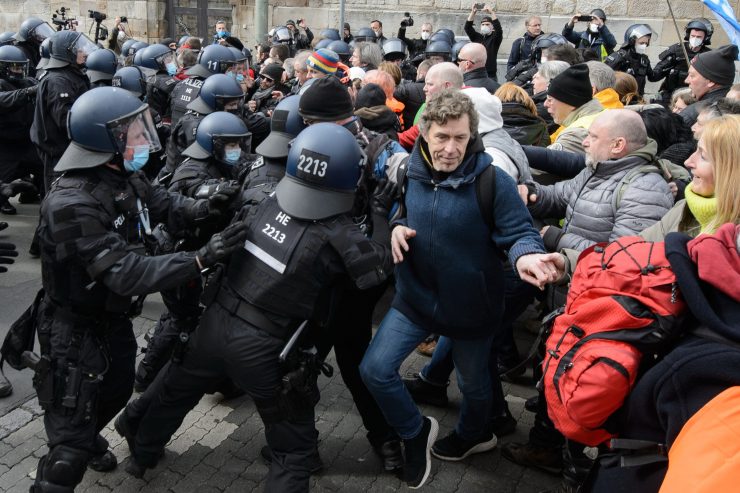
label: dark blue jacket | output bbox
[392,137,545,339]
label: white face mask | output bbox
[689,36,703,49]
[421,31,430,41]
[589,23,600,33]
[480,25,492,35]
[539,56,549,64]
[635,43,648,54]
[373,29,381,36]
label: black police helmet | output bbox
[531,33,568,62]
[425,40,452,60]
[85,49,119,84]
[256,95,307,159]
[327,40,352,62]
[188,73,244,114]
[37,38,51,70]
[429,31,452,44]
[112,66,148,99]
[192,44,237,77]
[137,43,176,72]
[120,39,139,58]
[276,122,366,220]
[14,17,54,44]
[685,18,714,45]
[434,29,456,45]
[0,45,28,80]
[451,40,470,62]
[355,27,377,43]
[183,111,251,162]
[46,31,98,69]
[0,32,16,47]
[319,28,341,41]
[382,38,407,61]
[56,87,161,171]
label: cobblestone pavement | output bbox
[0,202,556,492]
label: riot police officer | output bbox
[605,24,655,95]
[134,111,252,391]
[135,43,180,120]
[169,44,236,127]
[0,45,41,214]
[13,17,55,78]
[424,40,452,63]
[116,122,394,492]
[85,48,119,87]
[505,33,569,90]
[162,73,244,183]
[30,86,245,493]
[30,30,97,192]
[651,18,713,106]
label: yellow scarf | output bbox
[684,183,718,233]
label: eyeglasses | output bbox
[457,58,473,64]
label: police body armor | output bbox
[147,73,178,120]
[241,156,285,191]
[161,110,204,183]
[0,78,36,141]
[657,43,708,95]
[170,76,205,128]
[41,172,146,315]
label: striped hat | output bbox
[307,48,339,75]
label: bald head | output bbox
[424,62,464,100]
[458,43,487,72]
[584,110,648,165]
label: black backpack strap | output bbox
[475,164,497,233]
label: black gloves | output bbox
[0,179,37,199]
[371,179,398,218]
[0,242,17,273]
[195,221,248,270]
[195,180,241,216]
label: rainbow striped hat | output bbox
[307,48,339,75]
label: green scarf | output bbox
[684,183,718,233]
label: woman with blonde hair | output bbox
[494,82,549,146]
[642,114,740,239]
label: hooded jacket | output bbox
[500,101,550,147]
[354,105,401,141]
[528,139,674,252]
[392,134,545,339]
[463,67,500,94]
[548,98,604,154]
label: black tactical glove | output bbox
[0,242,18,273]
[195,180,241,216]
[23,85,39,100]
[0,179,37,199]
[195,221,248,270]
[371,179,398,218]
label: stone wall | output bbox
[0,0,168,43]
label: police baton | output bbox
[279,320,309,363]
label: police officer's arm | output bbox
[45,76,76,132]
[0,85,37,110]
[604,50,626,70]
[328,215,393,289]
[650,49,675,81]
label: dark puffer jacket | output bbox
[500,101,549,147]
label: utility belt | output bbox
[215,284,296,342]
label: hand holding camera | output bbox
[400,12,414,28]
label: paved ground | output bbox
[0,200,556,492]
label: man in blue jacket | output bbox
[360,89,564,489]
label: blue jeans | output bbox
[360,307,494,441]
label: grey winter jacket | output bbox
[528,139,674,252]
[481,128,533,183]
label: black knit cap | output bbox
[260,63,284,82]
[299,76,354,121]
[354,83,386,110]
[692,44,739,86]
[547,63,593,108]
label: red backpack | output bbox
[542,237,687,446]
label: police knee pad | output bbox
[36,445,87,491]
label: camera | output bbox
[88,10,107,23]
[474,3,486,10]
[52,7,77,31]
[403,13,414,27]
[296,18,303,24]
[577,15,593,22]
[121,16,128,23]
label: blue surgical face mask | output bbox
[166,62,177,76]
[217,30,230,39]
[223,148,241,165]
[124,145,150,172]
[235,73,245,83]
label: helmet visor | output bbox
[2,60,28,79]
[215,95,245,113]
[107,107,162,155]
[74,34,99,64]
[30,22,55,43]
[214,134,252,163]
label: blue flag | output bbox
[702,0,740,58]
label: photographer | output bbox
[286,19,313,50]
[398,14,431,60]
[562,9,616,61]
[464,3,503,79]
[109,17,132,54]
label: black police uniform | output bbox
[162,109,204,181]
[124,182,393,491]
[30,66,90,191]
[605,48,654,95]
[16,41,40,78]
[32,165,215,492]
[147,72,178,121]
[651,42,710,106]
[0,78,42,189]
[169,67,208,128]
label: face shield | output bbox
[213,134,252,165]
[73,34,99,65]
[30,22,55,44]
[155,49,180,75]
[216,95,245,115]
[225,59,249,82]
[107,107,162,158]
[1,59,28,80]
